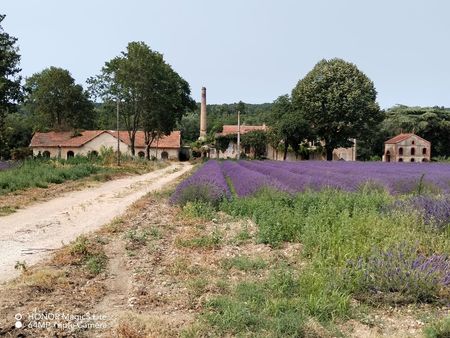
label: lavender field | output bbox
[172,160,450,202]
[172,160,450,336]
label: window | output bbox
[398,158,403,162]
[422,148,427,155]
[411,147,415,156]
[412,140,415,145]
[410,158,415,162]
[398,147,403,155]
[67,151,74,159]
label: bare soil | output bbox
[0,163,191,283]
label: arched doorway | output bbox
[67,151,74,159]
[43,151,50,158]
[385,150,391,162]
[161,151,169,160]
[137,151,145,158]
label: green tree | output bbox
[292,58,382,160]
[89,42,194,157]
[0,14,23,158]
[178,113,199,143]
[241,130,267,159]
[236,100,246,115]
[269,95,311,160]
[25,67,95,131]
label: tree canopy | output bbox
[25,67,95,131]
[89,41,194,157]
[0,14,23,158]
[269,95,311,160]
[292,58,382,160]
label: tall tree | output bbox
[89,42,194,157]
[25,67,94,130]
[292,58,382,160]
[0,14,23,158]
[270,95,311,160]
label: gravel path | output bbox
[0,162,191,283]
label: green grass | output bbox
[220,255,268,271]
[183,188,450,336]
[424,316,450,338]
[176,228,223,249]
[0,158,100,194]
[0,156,167,196]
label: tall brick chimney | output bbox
[199,87,207,140]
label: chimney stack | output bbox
[199,87,207,140]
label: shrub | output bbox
[346,245,450,303]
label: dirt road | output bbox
[0,162,191,284]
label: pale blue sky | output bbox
[2,0,450,107]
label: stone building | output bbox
[211,124,268,158]
[383,133,431,162]
[30,130,181,160]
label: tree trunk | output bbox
[326,147,333,161]
[283,139,288,161]
[130,135,135,156]
[146,145,150,160]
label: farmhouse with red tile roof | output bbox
[383,133,431,162]
[30,130,181,160]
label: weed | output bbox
[424,316,450,338]
[176,227,222,249]
[14,260,27,272]
[182,201,217,221]
[220,255,267,271]
[19,268,67,292]
[0,205,16,216]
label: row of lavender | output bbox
[223,160,450,196]
[171,160,450,202]
[170,160,231,206]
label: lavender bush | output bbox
[221,161,290,196]
[170,160,230,206]
[347,245,450,302]
[389,195,450,231]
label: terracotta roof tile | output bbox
[30,130,181,149]
[385,133,430,144]
[30,130,106,147]
[113,131,181,149]
[218,124,268,136]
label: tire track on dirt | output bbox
[0,163,192,283]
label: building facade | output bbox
[30,130,181,160]
[211,124,268,159]
[383,133,431,162]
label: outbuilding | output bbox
[383,133,431,162]
[30,130,181,160]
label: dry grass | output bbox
[17,268,68,292]
[116,313,177,338]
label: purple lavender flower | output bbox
[170,160,231,206]
[389,195,450,231]
[347,245,450,302]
